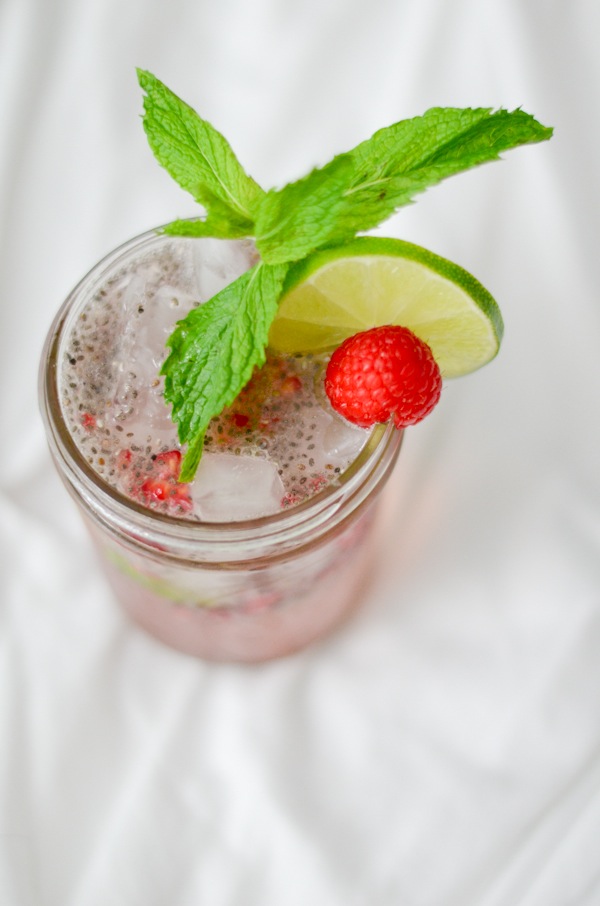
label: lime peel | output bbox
[268,237,504,378]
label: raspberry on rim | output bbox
[324,325,442,428]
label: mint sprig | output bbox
[138,71,552,480]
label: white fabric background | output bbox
[1,1,599,904]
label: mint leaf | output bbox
[162,217,252,239]
[329,107,554,238]
[138,69,264,232]
[162,261,288,482]
[162,208,253,240]
[254,155,355,263]
[162,189,254,237]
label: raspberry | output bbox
[154,449,182,478]
[138,477,192,511]
[116,449,132,470]
[80,412,96,430]
[324,325,442,428]
[139,478,170,502]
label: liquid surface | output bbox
[59,236,369,521]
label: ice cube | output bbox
[300,407,367,472]
[191,453,285,522]
[322,412,368,463]
[119,277,198,378]
[102,268,195,444]
[190,238,257,300]
[104,380,179,447]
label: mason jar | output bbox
[39,228,404,662]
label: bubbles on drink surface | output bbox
[59,236,370,521]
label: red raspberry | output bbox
[138,476,192,511]
[139,478,171,503]
[154,449,182,479]
[80,412,96,430]
[279,375,302,396]
[324,325,442,428]
[115,448,132,470]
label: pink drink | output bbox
[40,228,403,661]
